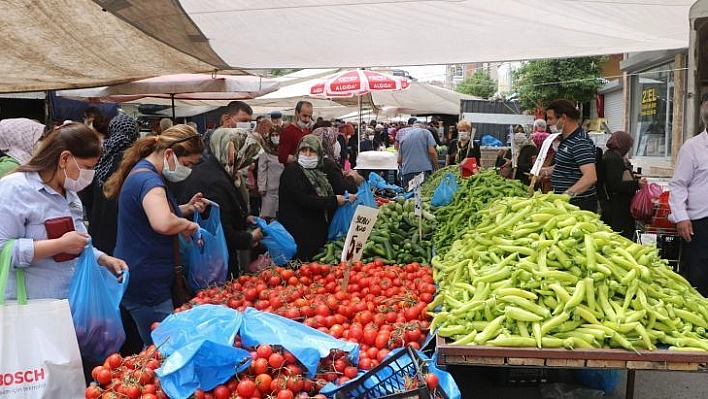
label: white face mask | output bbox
[333,141,341,156]
[236,122,253,130]
[63,155,95,192]
[270,136,280,146]
[162,151,192,183]
[367,135,375,141]
[297,119,312,130]
[549,125,560,134]
[458,132,470,141]
[298,154,319,169]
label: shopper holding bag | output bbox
[0,122,127,398]
[601,131,647,239]
[104,124,207,346]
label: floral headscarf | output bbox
[211,128,264,187]
[530,131,550,149]
[311,127,340,161]
[296,135,333,197]
[95,114,139,186]
[0,118,44,165]
[606,131,634,157]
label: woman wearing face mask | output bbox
[258,124,285,220]
[0,122,128,301]
[278,135,350,261]
[446,120,481,166]
[103,124,207,346]
[312,127,362,195]
[0,118,46,178]
[359,128,381,152]
[175,128,265,277]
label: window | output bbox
[630,62,674,157]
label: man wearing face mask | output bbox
[540,99,598,212]
[668,93,708,296]
[278,101,314,164]
[203,101,254,158]
[174,128,265,278]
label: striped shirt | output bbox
[550,127,596,199]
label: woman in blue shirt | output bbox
[0,122,127,301]
[103,124,206,346]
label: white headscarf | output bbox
[0,118,45,164]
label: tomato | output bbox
[213,385,231,399]
[424,373,439,389]
[125,385,142,399]
[140,394,157,399]
[256,345,273,359]
[96,368,112,385]
[237,379,257,397]
[251,358,269,375]
[142,384,157,394]
[376,348,390,363]
[276,389,294,399]
[375,331,391,349]
[286,376,304,393]
[283,364,302,376]
[85,385,102,399]
[268,352,285,369]
[255,374,273,394]
[106,353,122,369]
[344,366,358,379]
[363,328,378,346]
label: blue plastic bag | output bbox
[328,182,379,241]
[68,242,129,362]
[368,172,403,192]
[431,173,459,207]
[239,308,359,378]
[183,202,228,292]
[481,134,503,147]
[357,180,378,208]
[254,218,297,265]
[574,369,621,394]
[151,304,242,356]
[152,305,250,399]
[328,191,356,241]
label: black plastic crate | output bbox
[333,347,447,399]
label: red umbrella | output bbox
[309,70,410,97]
[310,70,410,152]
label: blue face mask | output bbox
[162,151,192,182]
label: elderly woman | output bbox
[602,131,647,239]
[446,120,481,166]
[175,128,264,277]
[311,126,361,195]
[278,135,349,261]
[0,118,45,178]
[257,121,285,219]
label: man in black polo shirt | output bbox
[541,99,598,212]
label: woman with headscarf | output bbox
[174,128,264,277]
[602,131,647,239]
[513,132,539,186]
[0,118,45,178]
[278,135,349,261]
[82,114,141,253]
[311,126,361,195]
[257,121,285,219]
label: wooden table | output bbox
[436,336,708,399]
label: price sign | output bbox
[530,133,561,176]
[340,205,380,263]
[407,172,425,192]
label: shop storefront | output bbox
[629,62,675,158]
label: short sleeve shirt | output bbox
[114,160,181,305]
[550,127,597,199]
[399,128,436,175]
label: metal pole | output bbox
[171,94,176,121]
[358,95,362,155]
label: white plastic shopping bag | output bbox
[0,240,85,399]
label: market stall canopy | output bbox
[56,74,280,103]
[94,0,693,69]
[0,0,237,93]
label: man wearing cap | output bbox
[278,101,313,164]
[398,126,438,189]
[669,94,708,295]
[270,111,283,128]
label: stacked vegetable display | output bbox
[432,169,528,254]
[431,192,708,351]
[315,199,436,265]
